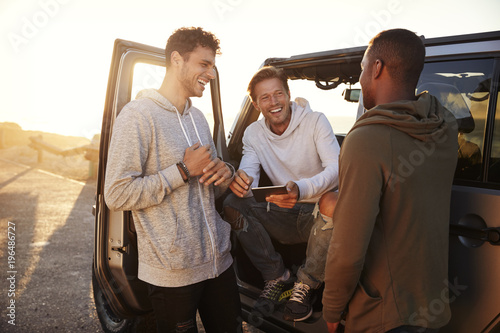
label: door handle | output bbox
[450,224,500,246]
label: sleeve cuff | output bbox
[160,164,187,191]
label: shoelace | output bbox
[289,283,311,303]
[261,279,285,300]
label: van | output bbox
[92,30,500,332]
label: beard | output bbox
[179,65,201,98]
[362,90,375,110]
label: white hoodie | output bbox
[241,98,340,203]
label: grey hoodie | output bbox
[104,89,233,287]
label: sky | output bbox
[2,0,500,140]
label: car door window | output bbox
[131,62,165,99]
[417,59,495,182]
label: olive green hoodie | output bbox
[323,93,458,332]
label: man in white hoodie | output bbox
[105,27,241,332]
[224,66,340,322]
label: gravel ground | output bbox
[0,158,101,332]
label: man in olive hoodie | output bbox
[323,29,458,332]
[104,27,241,332]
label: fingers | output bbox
[186,142,209,155]
[183,143,213,177]
[237,169,252,184]
[266,196,296,209]
[208,161,231,186]
[201,160,215,175]
[285,181,299,199]
[229,180,249,197]
[189,142,201,150]
[267,182,298,208]
[200,158,231,186]
[229,170,253,197]
[213,166,232,186]
[229,182,249,197]
[235,170,251,189]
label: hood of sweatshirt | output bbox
[257,97,311,140]
[136,88,192,114]
[350,92,457,142]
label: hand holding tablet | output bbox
[251,185,288,202]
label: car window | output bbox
[417,58,495,182]
[291,80,360,135]
[489,92,500,183]
[131,62,165,99]
[131,62,216,134]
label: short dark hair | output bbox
[247,66,290,102]
[165,27,221,68]
[367,29,425,88]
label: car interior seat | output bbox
[416,82,481,180]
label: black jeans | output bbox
[147,266,241,333]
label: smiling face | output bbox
[178,45,216,99]
[252,78,291,135]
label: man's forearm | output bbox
[104,163,185,211]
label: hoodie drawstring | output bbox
[174,107,218,276]
[175,109,203,146]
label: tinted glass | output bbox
[417,59,495,181]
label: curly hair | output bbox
[165,27,221,67]
[247,66,290,102]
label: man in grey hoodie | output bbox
[323,29,458,333]
[224,66,340,322]
[104,27,241,332]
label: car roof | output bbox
[264,30,500,87]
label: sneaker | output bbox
[254,270,293,316]
[283,282,314,322]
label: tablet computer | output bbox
[251,185,288,202]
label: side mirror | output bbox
[343,88,361,103]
